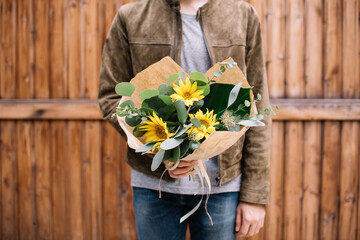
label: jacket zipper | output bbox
[198,9,222,186]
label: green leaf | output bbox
[158,84,175,96]
[190,72,208,84]
[190,118,201,128]
[193,99,204,108]
[196,84,210,96]
[220,66,226,72]
[174,101,187,124]
[173,124,192,138]
[227,64,234,69]
[227,82,243,108]
[139,89,159,100]
[180,140,191,158]
[257,93,262,100]
[244,100,251,107]
[167,73,179,84]
[151,150,166,171]
[125,116,141,127]
[276,105,279,110]
[160,137,185,150]
[189,141,200,150]
[136,141,157,153]
[168,146,181,162]
[264,108,270,115]
[120,99,135,108]
[269,104,276,115]
[115,82,135,97]
[214,71,222,78]
[158,95,172,105]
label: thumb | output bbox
[235,205,242,232]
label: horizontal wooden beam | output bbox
[0,99,359,120]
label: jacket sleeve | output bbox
[239,5,272,205]
[97,8,133,139]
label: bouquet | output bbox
[114,56,277,223]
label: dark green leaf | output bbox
[115,82,135,97]
[151,150,166,171]
[193,99,204,108]
[196,84,210,96]
[125,116,141,127]
[180,140,191,158]
[139,89,159,100]
[174,101,187,124]
[167,73,179,84]
[158,95,172,105]
[264,109,270,115]
[220,66,226,72]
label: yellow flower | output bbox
[170,77,205,107]
[187,109,218,140]
[139,112,174,151]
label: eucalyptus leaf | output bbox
[227,82,243,107]
[136,141,157,153]
[237,120,265,127]
[190,118,201,128]
[180,140,191,158]
[190,72,207,84]
[220,65,226,72]
[120,99,135,108]
[174,101,187,124]
[178,72,185,81]
[173,124,192,138]
[168,146,181,162]
[151,150,166,171]
[193,99,204,108]
[196,84,210,96]
[244,100,251,107]
[115,82,135,97]
[139,89,159,100]
[214,71,222,78]
[158,84,175,96]
[189,141,200,150]
[257,93,262,100]
[160,138,185,150]
[158,95,172,105]
[167,73,179,84]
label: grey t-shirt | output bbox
[130,12,241,194]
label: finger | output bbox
[247,223,258,237]
[178,160,198,167]
[238,216,250,237]
[170,165,194,175]
[235,206,242,233]
[168,171,188,179]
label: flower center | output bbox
[200,120,210,128]
[183,92,192,99]
[155,125,168,139]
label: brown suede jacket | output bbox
[97,0,272,205]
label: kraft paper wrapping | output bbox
[117,56,257,161]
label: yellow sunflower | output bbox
[186,109,219,141]
[139,112,174,150]
[170,77,205,107]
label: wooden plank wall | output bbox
[0,0,359,239]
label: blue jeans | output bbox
[132,187,239,240]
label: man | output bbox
[98,0,271,239]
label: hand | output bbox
[235,201,266,238]
[166,160,198,178]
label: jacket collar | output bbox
[163,0,213,12]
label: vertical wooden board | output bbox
[265,0,285,98]
[338,121,358,240]
[49,0,67,98]
[67,0,83,99]
[34,121,52,239]
[1,121,17,239]
[83,121,102,239]
[50,121,68,239]
[119,135,137,239]
[16,0,34,98]
[102,0,117,43]
[0,0,16,98]
[323,0,342,98]
[301,122,321,240]
[16,121,36,239]
[285,0,305,98]
[341,0,358,98]
[283,121,303,240]
[68,121,85,239]
[320,121,340,240]
[304,0,323,98]
[264,121,284,240]
[246,0,267,55]
[102,122,122,239]
[33,0,50,99]
[84,0,101,99]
